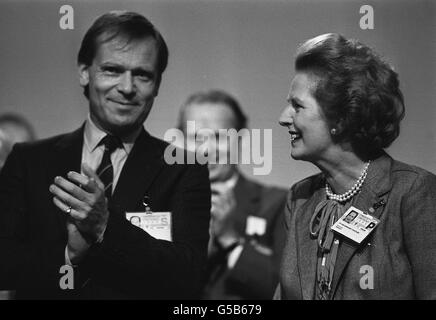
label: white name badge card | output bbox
[246,216,267,236]
[126,211,172,242]
[331,206,379,244]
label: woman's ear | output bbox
[334,117,346,136]
[78,64,90,87]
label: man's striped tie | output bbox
[96,135,121,201]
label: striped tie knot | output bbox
[99,134,122,153]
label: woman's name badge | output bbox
[126,211,172,242]
[331,206,379,244]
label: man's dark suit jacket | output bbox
[0,126,211,299]
[203,175,287,299]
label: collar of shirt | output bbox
[82,115,142,193]
[226,172,240,190]
[83,114,140,155]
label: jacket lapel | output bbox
[296,177,325,300]
[111,129,165,214]
[47,126,165,234]
[232,175,261,234]
[330,154,393,298]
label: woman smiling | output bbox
[276,33,436,300]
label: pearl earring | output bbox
[330,128,337,135]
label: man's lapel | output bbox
[111,129,165,214]
[233,176,261,214]
[50,125,85,236]
[47,126,165,234]
[232,175,261,234]
[330,154,393,298]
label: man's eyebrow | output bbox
[99,62,123,68]
[132,67,154,74]
[99,62,154,74]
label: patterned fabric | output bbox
[96,135,121,201]
[310,199,347,300]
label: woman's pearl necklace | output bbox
[325,161,371,203]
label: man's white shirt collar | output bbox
[84,114,139,154]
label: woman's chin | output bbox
[290,153,302,161]
[291,149,315,162]
[290,148,304,160]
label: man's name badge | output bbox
[126,211,172,242]
[331,206,379,244]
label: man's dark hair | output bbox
[77,11,169,98]
[178,89,248,131]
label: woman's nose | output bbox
[279,105,293,127]
[117,72,134,95]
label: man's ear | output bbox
[153,75,162,97]
[78,64,90,87]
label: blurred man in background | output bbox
[0,113,36,171]
[0,112,36,299]
[177,90,287,299]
